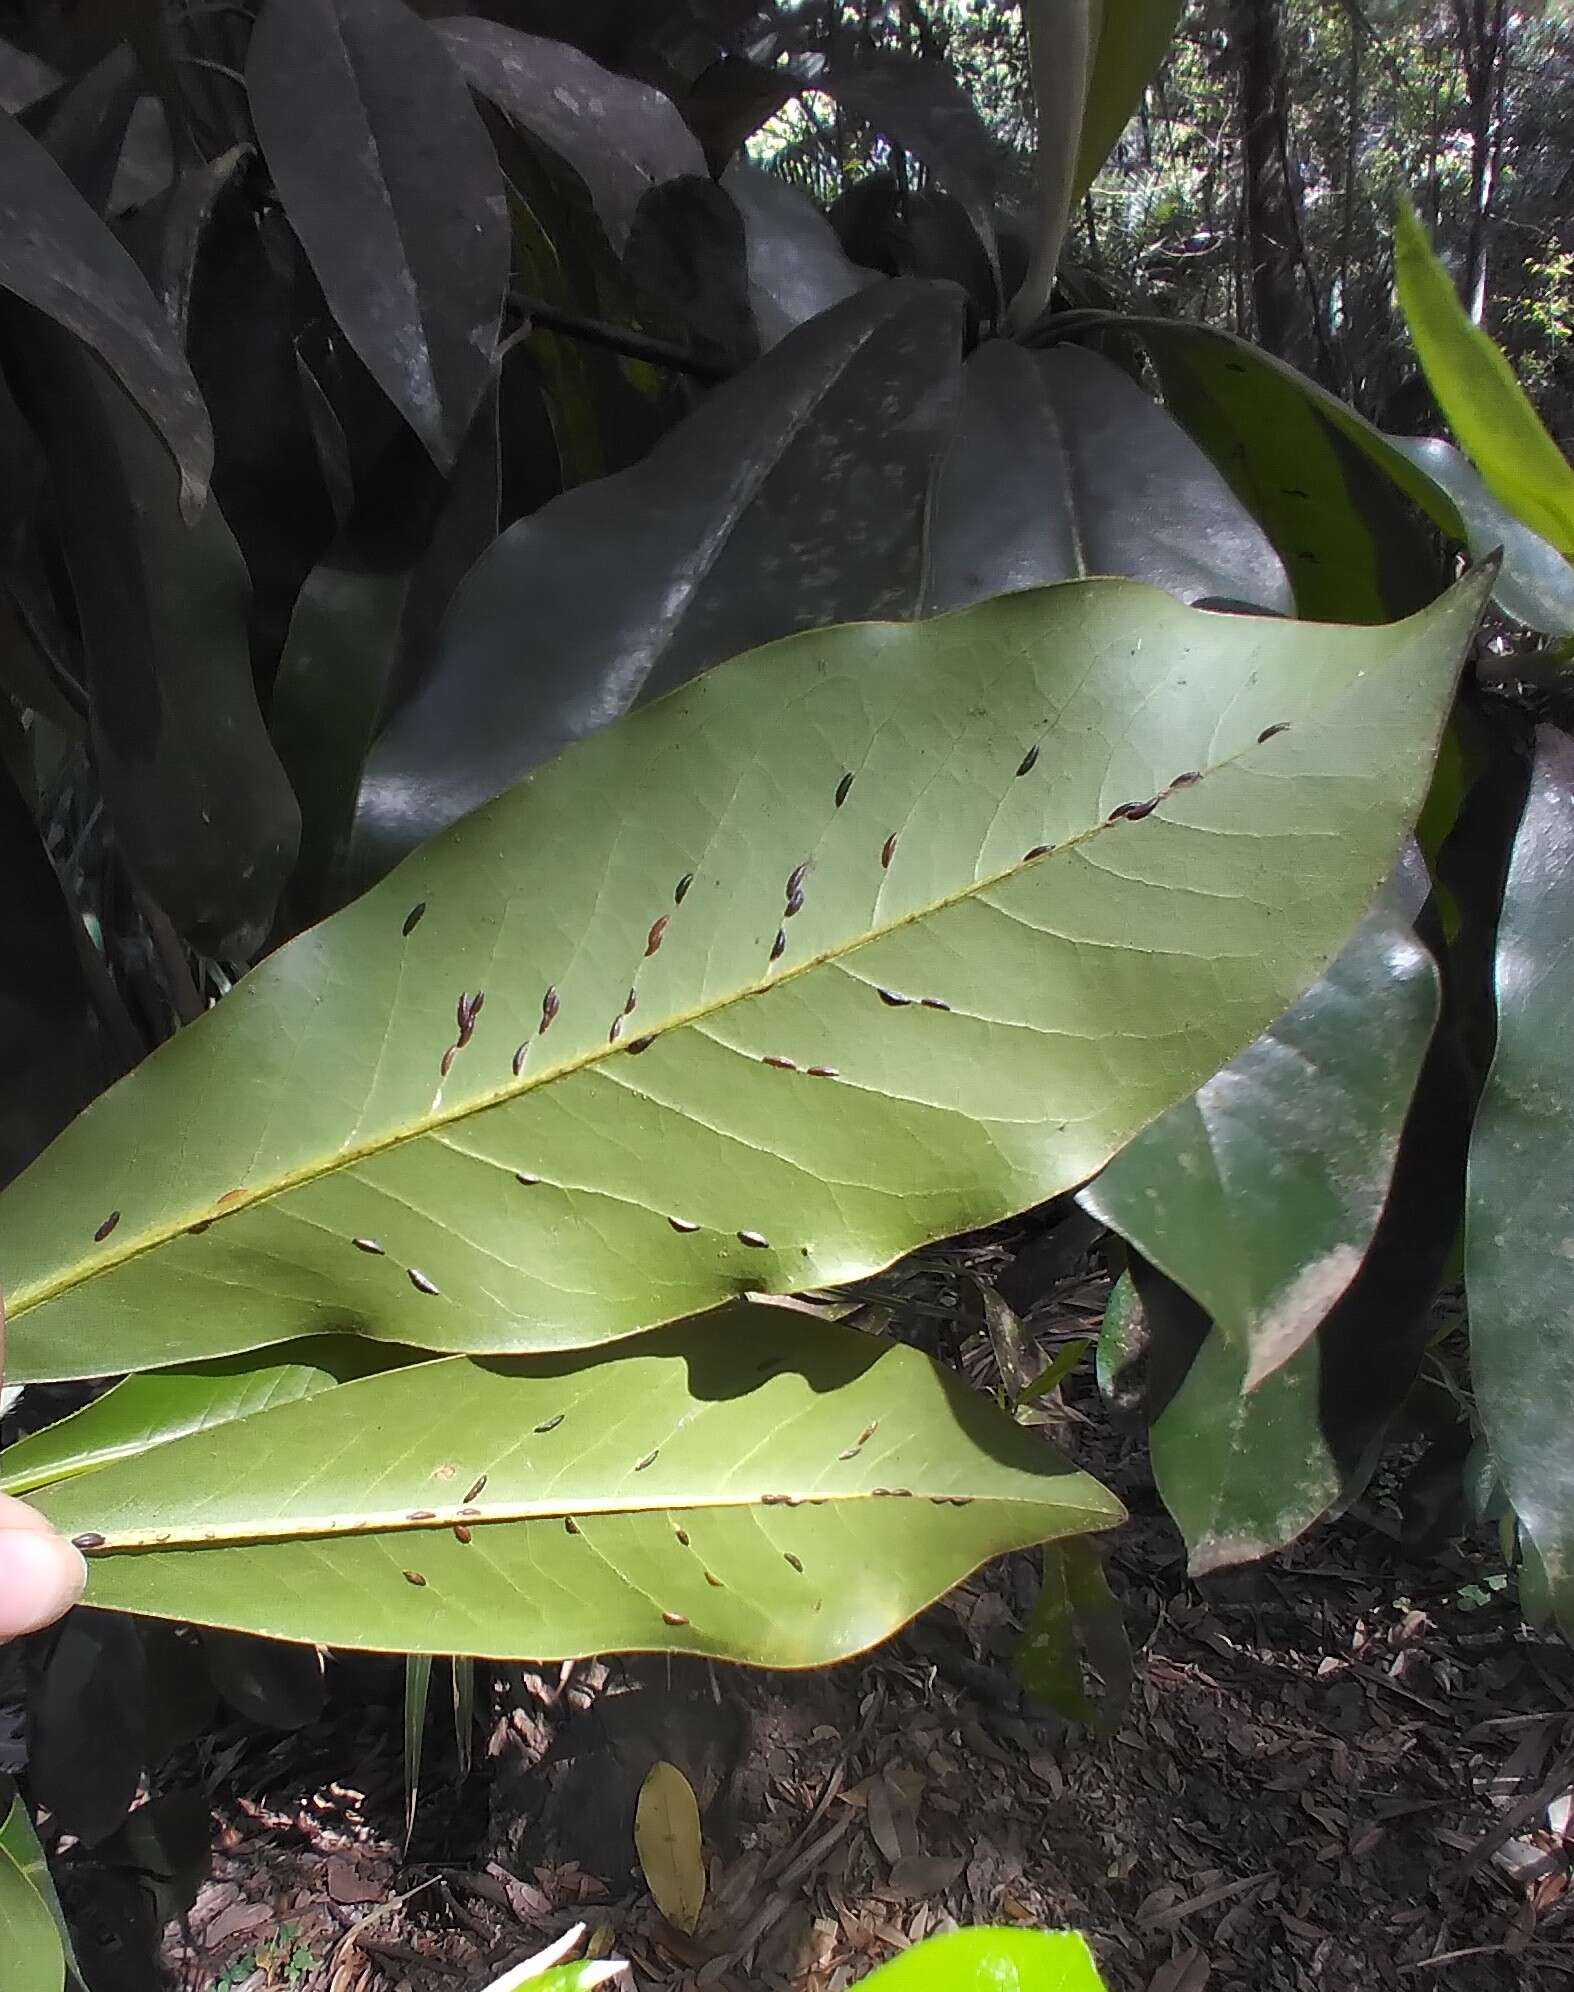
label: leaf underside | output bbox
[0,574,1489,1386]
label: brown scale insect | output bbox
[838,1445,862,1461]
[187,1220,213,1236]
[564,1516,580,1534]
[516,1171,541,1187]
[880,833,898,869]
[623,988,638,1016]
[1170,770,1202,787]
[512,1042,529,1077]
[769,929,787,963]
[761,1493,789,1506]
[456,991,484,1043]
[675,1526,690,1546]
[539,985,559,1033]
[440,1045,457,1079]
[784,1552,804,1573]
[1258,722,1291,744]
[763,1055,798,1071]
[668,1216,700,1233]
[534,1413,564,1433]
[1023,844,1051,862]
[408,1268,440,1296]
[626,1034,657,1054]
[1108,798,1158,823]
[403,1570,427,1587]
[352,1237,385,1255]
[737,1229,770,1249]
[454,1524,472,1545]
[406,1510,435,1522]
[1016,744,1040,778]
[921,997,951,1012]
[608,1016,623,1044]
[464,1475,487,1503]
[645,915,669,957]
[94,1211,121,1244]
[835,771,855,808]
[72,1532,106,1550]
[674,872,694,905]
[785,883,806,918]
[858,1422,878,1443]
[877,988,912,1008]
[402,903,426,937]
[662,1610,689,1627]
[634,1448,660,1471]
[705,1570,724,1587]
[807,1065,839,1079]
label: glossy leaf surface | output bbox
[247,0,508,471]
[438,17,703,253]
[0,1795,64,1992]
[1,573,1487,1385]
[861,1928,1108,1991]
[721,164,869,349]
[1467,727,1574,1633]
[1082,877,1441,1567]
[38,1310,1123,1662]
[924,340,1291,615]
[353,279,963,873]
[1395,199,1574,564]
[0,108,210,510]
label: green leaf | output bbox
[721,164,869,349]
[0,1339,414,1496]
[0,108,211,512]
[246,0,508,472]
[1118,317,1458,623]
[1014,1538,1128,1732]
[403,1653,432,1849]
[1010,1,1095,332]
[1394,199,1574,565]
[860,1928,1109,1991]
[1082,872,1442,1567]
[1386,436,1574,638]
[32,1309,1123,1661]
[1073,2,1184,205]
[0,1795,66,1992]
[353,279,962,875]
[923,340,1290,616]
[1466,727,1574,1635]
[0,573,1489,1386]
[452,1657,474,1778]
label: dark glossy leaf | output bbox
[1388,436,1574,637]
[1120,318,1455,623]
[5,333,301,951]
[201,1629,325,1730]
[1082,872,1448,1568]
[141,143,254,351]
[437,17,704,253]
[20,42,140,212]
[247,0,508,471]
[1467,727,1574,1634]
[38,1310,1122,1661]
[0,761,105,1190]
[0,107,211,509]
[828,173,996,319]
[813,48,1000,290]
[924,340,1291,616]
[624,175,757,375]
[0,572,1490,1386]
[721,164,869,348]
[28,1613,146,1845]
[352,278,964,875]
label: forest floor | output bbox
[58,1227,1573,1992]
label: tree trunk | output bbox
[1451,0,1509,324]
[1229,0,1300,358]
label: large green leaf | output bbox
[352,279,964,876]
[861,1929,1108,1991]
[1466,727,1574,1634]
[1073,2,1184,204]
[721,164,869,349]
[1387,436,1574,638]
[1394,199,1574,565]
[1081,869,1443,1567]
[1111,317,1458,623]
[924,340,1290,615]
[33,1309,1122,1661]
[0,1795,65,1992]
[0,574,1488,1386]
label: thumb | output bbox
[0,1494,87,1638]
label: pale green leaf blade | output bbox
[403,1653,432,1848]
[1009,0,1095,332]
[1394,198,1574,564]
[861,1928,1108,1991]
[1073,1,1184,204]
[32,1309,1123,1661]
[1466,728,1574,1635]
[0,1796,66,1992]
[1,575,1489,1385]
